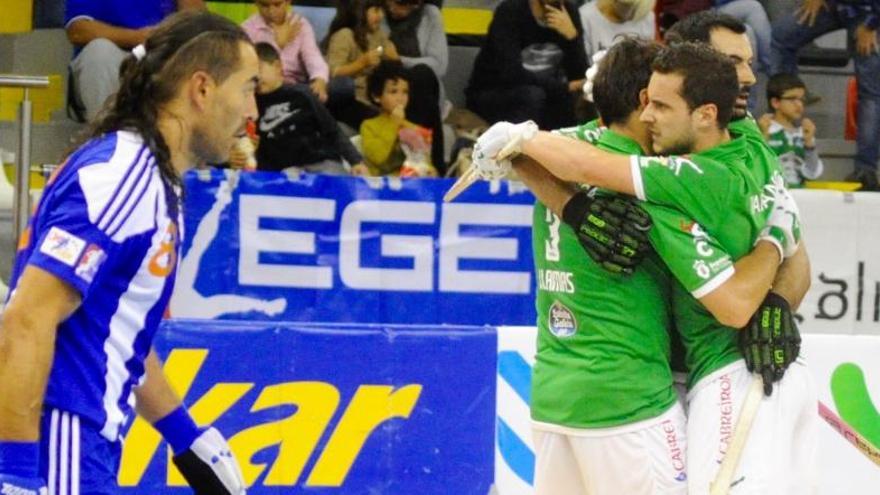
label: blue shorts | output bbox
[39,408,121,495]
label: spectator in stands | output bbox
[466,0,588,129]
[578,0,656,60]
[770,0,880,191]
[712,0,772,110]
[242,0,330,102]
[759,73,824,187]
[65,0,204,121]
[325,0,400,129]
[240,43,366,175]
[383,0,448,171]
[361,62,437,176]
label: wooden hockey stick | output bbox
[709,374,764,495]
[443,137,523,203]
[818,400,880,468]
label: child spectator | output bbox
[249,42,368,175]
[360,62,436,176]
[242,0,330,102]
[758,73,823,188]
[325,0,400,128]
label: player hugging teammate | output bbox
[470,11,817,495]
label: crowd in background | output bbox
[53,0,880,190]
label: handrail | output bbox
[0,74,50,248]
[0,74,49,89]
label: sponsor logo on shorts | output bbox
[75,244,106,283]
[39,226,86,267]
[662,419,687,481]
[548,300,577,338]
[717,373,734,463]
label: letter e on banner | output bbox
[439,203,532,293]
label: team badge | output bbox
[39,226,86,267]
[75,244,107,283]
[548,300,577,338]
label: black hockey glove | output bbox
[561,189,653,275]
[739,292,802,396]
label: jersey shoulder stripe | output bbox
[74,132,165,243]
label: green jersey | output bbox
[634,130,784,388]
[530,124,678,429]
[764,119,823,188]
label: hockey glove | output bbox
[156,407,246,495]
[756,184,801,261]
[562,189,653,275]
[472,120,539,180]
[739,292,802,396]
[173,428,246,495]
[0,442,46,495]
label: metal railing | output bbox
[0,74,50,247]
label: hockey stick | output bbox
[709,374,764,495]
[818,400,880,468]
[443,137,522,203]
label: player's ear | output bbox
[188,70,214,112]
[692,103,718,131]
[638,88,648,109]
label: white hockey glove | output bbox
[582,49,607,102]
[173,427,246,495]
[756,184,801,261]
[471,121,538,180]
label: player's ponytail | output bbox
[84,11,251,193]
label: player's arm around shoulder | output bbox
[771,242,811,310]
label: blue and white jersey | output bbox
[8,131,181,442]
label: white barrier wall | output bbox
[496,329,880,495]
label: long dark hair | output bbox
[324,0,385,52]
[85,11,250,191]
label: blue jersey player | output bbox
[0,12,257,495]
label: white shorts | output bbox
[532,403,688,495]
[686,360,818,495]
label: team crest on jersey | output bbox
[548,301,577,338]
[39,226,86,267]
[75,244,107,283]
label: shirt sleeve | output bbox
[26,180,121,298]
[630,154,735,230]
[646,205,735,298]
[65,0,103,26]
[298,19,331,81]
[327,29,356,73]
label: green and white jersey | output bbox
[632,131,784,388]
[765,120,823,188]
[530,123,678,429]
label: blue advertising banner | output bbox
[118,319,497,494]
[169,170,538,326]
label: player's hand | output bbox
[757,184,801,261]
[796,0,826,27]
[0,474,47,495]
[544,5,577,40]
[856,24,878,56]
[739,292,802,396]
[474,121,539,162]
[173,427,246,495]
[561,189,653,275]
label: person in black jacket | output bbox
[253,42,368,174]
[466,0,588,129]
